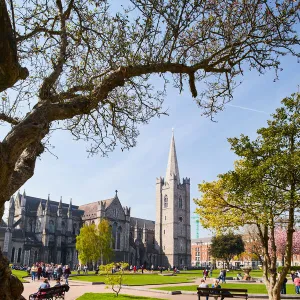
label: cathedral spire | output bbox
[165,130,180,183]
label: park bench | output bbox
[197,287,248,300]
[29,284,70,300]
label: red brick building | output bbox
[191,237,212,267]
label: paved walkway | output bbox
[21,277,299,300]
[22,279,197,300]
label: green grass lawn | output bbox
[177,269,264,278]
[11,270,29,283]
[77,293,167,300]
[71,273,195,285]
[154,283,297,294]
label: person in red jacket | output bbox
[294,276,300,294]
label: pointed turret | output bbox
[15,191,21,206]
[165,130,180,183]
[21,190,26,207]
[9,196,15,210]
[58,196,63,216]
[8,196,15,228]
[67,198,73,233]
[45,194,50,214]
[143,222,147,245]
[68,198,72,217]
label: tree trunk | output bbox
[0,0,28,92]
[267,284,281,300]
[0,248,24,300]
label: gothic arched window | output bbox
[11,247,15,263]
[116,226,122,250]
[178,196,183,209]
[17,248,22,263]
[49,220,55,233]
[61,221,66,234]
[112,223,117,249]
[163,195,168,208]
[29,219,34,232]
[73,223,77,235]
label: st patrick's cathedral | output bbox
[0,133,191,268]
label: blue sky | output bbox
[1,53,299,238]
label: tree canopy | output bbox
[195,93,300,300]
[1,0,300,215]
[1,0,300,298]
[210,233,245,268]
[76,219,112,265]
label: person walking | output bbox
[294,276,300,294]
[37,265,42,280]
[64,265,71,285]
[281,277,288,294]
[57,265,63,281]
[31,264,38,282]
[223,269,227,283]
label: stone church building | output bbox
[0,133,191,268]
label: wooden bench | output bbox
[29,284,70,300]
[197,287,248,300]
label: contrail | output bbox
[227,104,269,115]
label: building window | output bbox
[117,226,122,250]
[11,247,15,263]
[164,246,165,250]
[29,219,34,232]
[112,222,117,249]
[49,220,55,233]
[179,216,183,222]
[165,216,166,220]
[73,223,77,235]
[61,221,66,234]
[17,248,22,263]
[113,209,117,218]
[164,230,165,234]
[164,195,168,208]
[179,196,183,209]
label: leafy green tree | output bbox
[76,219,112,266]
[1,0,300,298]
[101,262,129,297]
[195,93,300,300]
[210,233,244,268]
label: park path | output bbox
[22,279,198,300]
[22,276,297,300]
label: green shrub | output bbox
[278,266,300,272]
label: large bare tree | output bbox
[0,0,300,298]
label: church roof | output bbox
[165,131,180,183]
[0,219,7,227]
[130,217,155,230]
[23,195,83,217]
[79,198,114,215]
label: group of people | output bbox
[75,264,89,275]
[199,268,300,297]
[29,263,71,285]
[291,271,300,294]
